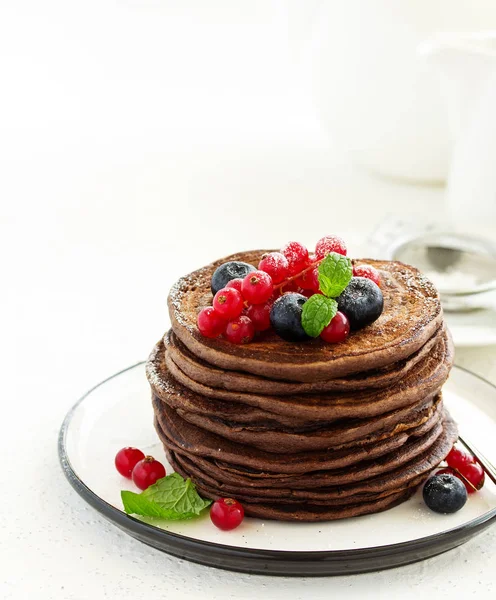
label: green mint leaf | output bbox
[121,490,196,520]
[301,294,338,337]
[318,252,352,298]
[143,473,211,514]
[121,473,211,520]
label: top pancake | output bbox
[168,250,443,382]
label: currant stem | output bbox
[274,259,323,292]
[444,465,478,492]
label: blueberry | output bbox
[423,474,467,514]
[337,277,384,330]
[270,293,311,342]
[211,261,256,295]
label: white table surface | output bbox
[2,3,495,598]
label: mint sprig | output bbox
[317,252,352,298]
[121,472,211,520]
[301,295,337,337]
[301,252,352,337]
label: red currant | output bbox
[446,446,474,472]
[132,456,166,490]
[298,287,315,298]
[115,447,145,478]
[225,315,255,344]
[213,287,244,319]
[241,270,274,304]
[258,252,289,284]
[246,300,273,331]
[459,462,485,494]
[197,307,226,338]
[296,267,320,291]
[353,264,381,287]
[436,468,453,477]
[315,235,347,259]
[281,241,309,275]
[320,311,350,343]
[279,280,300,294]
[225,278,243,293]
[210,497,245,531]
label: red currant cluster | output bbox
[437,445,485,494]
[115,447,166,490]
[197,235,381,345]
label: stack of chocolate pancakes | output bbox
[147,250,457,522]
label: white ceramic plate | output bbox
[59,364,496,576]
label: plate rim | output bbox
[58,362,496,576]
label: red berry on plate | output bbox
[258,252,289,284]
[115,447,145,478]
[458,461,485,494]
[281,241,309,275]
[210,497,245,531]
[225,315,255,344]
[315,235,347,259]
[246,300,273,331]
[213,287,244,319]
[446,446,474,472]
[132,456,166,490]
[241,270,274,304]
[197,306,226,338]
[435,468,453,476]
[296,267,320,292]
[353,264,381,287]
[320,311,350,343]
[225,278,243,294]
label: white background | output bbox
[2,2,495,599]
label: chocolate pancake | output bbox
[159,412,455,492]
[148,331,453,422]
[160,394,442,453]
[157,415,457,521]
[153,399,447,477]
[168,450,427,503]
[165,327,443,395]
[168,251,443,382]
[234,490,417,522]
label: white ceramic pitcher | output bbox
[300,1,496,183]
[420,33,496,234]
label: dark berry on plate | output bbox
[197,307,226,338]
[115,447,145,478]
[246,301,273,331]
[213,287,244,319]
[210,498,245,531]
[281,241,309,275]
[353,264,381,287]
[423,473,467,514]
[241,270,274,304]
[320,311,350,343]
[258,252,289,284]
[270,293,310,342]
[315,235,347,259]
[132,456,166,490]
[225,315,255,344]
[211,261,256,295]
[337,277,383,330]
